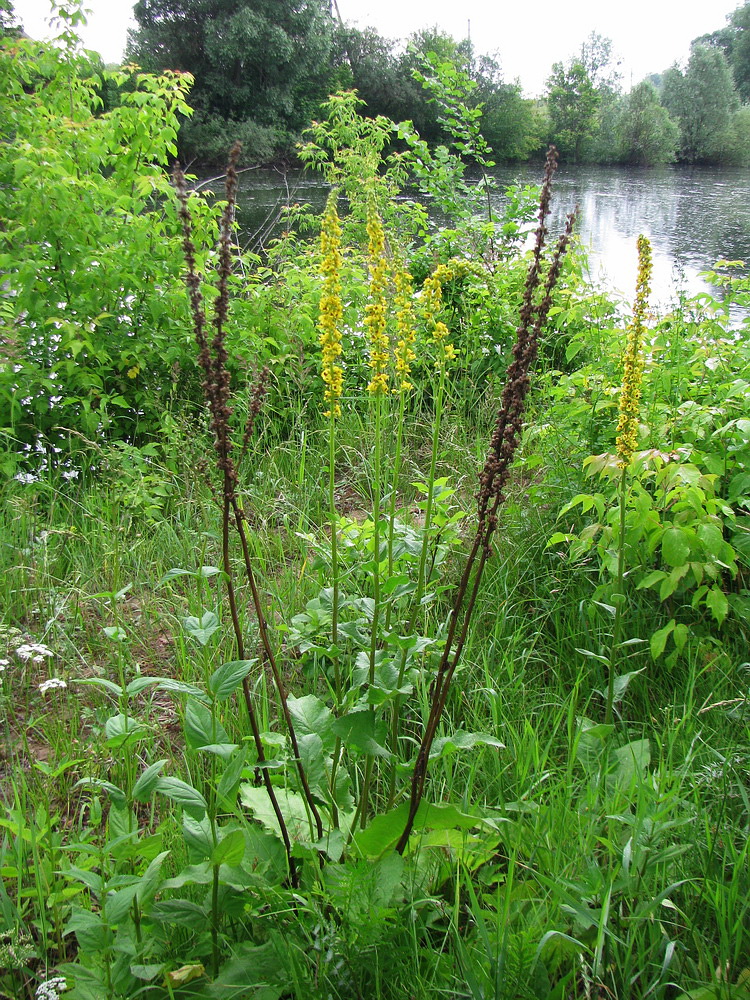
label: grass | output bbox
[1,377,748,999]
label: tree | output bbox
[472,52,542,160]
[126,0,339,162]
[662,44,738,163]
[617,80,678,165]
[546,59,599,162]
[0,0,21,38]
[698,1,750,103]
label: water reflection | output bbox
[494,164,750,305]
[229,163,750,308]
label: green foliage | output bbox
[662,44,738,163]
[1,14,749,1000]
[0,0,20,38]
[698,0,750,103]
[0,30,212,469]
[545,59,600,163]
[127,0,339,163]
[616,81,679,165]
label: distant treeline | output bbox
[3,0,749,166]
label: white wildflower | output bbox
[15,643,54,662]
[61,469,79,480]
[14,472,37,485]
[39,678,67,694]
[36,977,67,1000]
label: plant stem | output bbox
[360,393,383,827]
[328,410,341,699]
[605,467,628,726]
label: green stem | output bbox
[386,366,446,808]
[414,366,446,612]
[384,390,408,634]
[328,410,341,700]
[605,468,628,726]
[360,393,383,827]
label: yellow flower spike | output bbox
[616,234,653,468]
[318,192,344,418]
[364,200,390,396]
[393,263,417,392]
[421,259,467,370]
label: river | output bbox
[227,163,750,311]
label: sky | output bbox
[11,0,743,96]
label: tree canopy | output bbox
[127,0,341,161]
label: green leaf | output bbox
[239,785,315,844]
[211,829,246,867]
[155,777,207,819]
[132,759,168,803]
[185,698,229,750]
[611,738,650,789]
[287,694,334,746]
[103,626,128,642]
[662,527,691,567]
[698,523,724,557]
[429,731,504,761]
[217,748,246,809]
[331,711,391,758]
[182,611,220,646]
[74,677,123,697]
[705,585,728,625]
[157,678,206,698]
[209,659,256,701]
[612,668,646,704]
[673,623,689,652]
[124,677,163,697]
[651,620,676,660]
[637,570,666,591]
[149,899,207,930]
[104,714,147,750]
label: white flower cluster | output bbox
[0,658,9,673]
[36,977,67,1000]
[39,678,67,694]
[16,643,54,664]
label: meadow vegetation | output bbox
[1,12,749,1000]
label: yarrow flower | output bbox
[364,199,390,396]
[16,643,54,663]
[36,976,67,1000]
[393,264,417,392]
[39,678,67,694]
[616,235,652,468]
[318,192,344,418]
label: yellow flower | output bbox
[421,259,469,370]
[393,263,416,392]
[126,365,140,379]
[318,193,344,418]
[364,200,390,396]
[616,235,652,468]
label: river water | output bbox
[228,163,750,311]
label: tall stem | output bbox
[360,393,383,827]
[328,411,341,698]
[605,468,628,726]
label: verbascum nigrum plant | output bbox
[616,233,652,469]
[606,233,653,724]
[396,147,577,852]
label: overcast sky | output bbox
[12,0,743,96]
